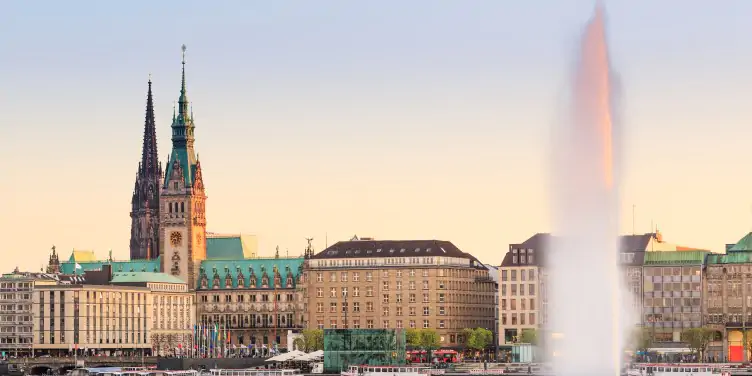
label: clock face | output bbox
[170,231,183,247]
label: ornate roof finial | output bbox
[148,73,152,83]
[179,44,188,118]
[182,44,187,64]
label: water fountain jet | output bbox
[548,4,629,376]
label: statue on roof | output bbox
[275,246,280,259]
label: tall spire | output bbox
[178,44,189,120]
[141,77,159,175]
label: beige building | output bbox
[32,272,194,356]
[0,270,63,357]
[303,237,496,347]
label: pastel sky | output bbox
[2,0,752,271]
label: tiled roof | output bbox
[643,250,709,265]
[311,239,482,265]
[502,232,659,267]
[206,234,256,259]
[60,257,162,275]
[111,272,185,284]
[197,257,304,290]
[69,250,97,263]
[730,232,752,252]
[706,251,752,265]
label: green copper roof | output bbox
[60,257,161,275]
[706,251,752,265]
[198,257,304,290]
[111,272,184,284]
[643,251,709,265]
[206,235,256,259]
[730,232,752,251]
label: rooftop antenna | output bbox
[325,232,328,248]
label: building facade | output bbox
[160,46,208,287]
[195,258,305,349]
[704,233,752,362]
[642,251,706,343]
[0,271,61,357]
[32,273,193,356]
[304,238,496,348]
[129,78,163,261]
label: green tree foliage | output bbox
[519,328,538,345]
[464,328,493,350]
[301,328,324,351]
[406,328,440,349]
[681,328,715,359]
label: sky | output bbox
[2,0,752,271]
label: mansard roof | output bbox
[311,239,483,265]
[60,256,162,275]
[197,257,304,290]
[206,233,257,259]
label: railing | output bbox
[9,356,159,365]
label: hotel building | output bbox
[303,236,496,348]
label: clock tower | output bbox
[160,45,207,288]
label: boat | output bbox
[341,365,444,376]
[628,364,726,376]
[206,369,301,376]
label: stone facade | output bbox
[304,238,496,348]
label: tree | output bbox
[681,328,714,360]
[406,329,422,349]
[519,328,538,346]
[419,329,441,350]
[292,337,306,351]
[301,328,324,351]
[464,328,493,351]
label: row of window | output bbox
[316,269,430,282]
[500,298,536,311]
[500,283,536,296]
[316,302,446,316]
[315,318,438,330]
[501,312,536,326]
[199,293,295,303]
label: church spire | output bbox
[129,76,163,261]
[141,76,159,176]
[178,44,189,120]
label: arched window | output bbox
[169,202,173,213]
[181,202,185,213]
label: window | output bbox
[330,273,336,282]
[330,288,336,298]
[502,270,508,281]
[383,307,390,316]
[367,320,374,329]
[439,306,445,315]
[528,269,535,279]
[396,270,402,278]
[353,273,359,282]
[397,320,403,328]
[383,281,389,290]
[409,320,416,328]
[316,302,323,313]
[366,287,373,297]
[353,320,361,329]
[316,273,323,282]
[423,293,429,303]
[511,285,517,296]
[511,270,517,281]
[396,307,403,316]
[396,281,402,290]
[410,294,416,303]
[438,293,445,303]
[317,320,324,329]
[330,302,337,313]
[383,270,389,278]
[410,307,416,316]
[366,272,373,282]
[330,320,337,329]
[501,285,507,296]
[316,288,323,298]
[409,281,416,290]
[366,302,374,312]
[439,320,445,329]
[353,287,360,297]
[409,269,415,277]
[383,320,389,328]
[353,302,360,312]
[529,284,536,295]
[341,273,348,282]
[423,281,429,290]
[423,269,429,277]
[423,307,430,316]
[423,320,430,328]
[529,313,536,325]
[342,287,348,297]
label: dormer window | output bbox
[520,250,527,264]
[529,250,534,264]
[512,249,518,264]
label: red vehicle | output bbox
[407,349,459,363]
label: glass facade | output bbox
[323,329,406,373]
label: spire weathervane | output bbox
[182,44,187,64]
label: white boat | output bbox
[341,365,442,376]
[628,364,725,376]
[207,369,301,376]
